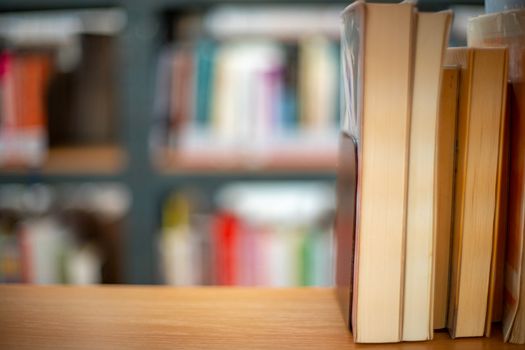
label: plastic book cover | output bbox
[335,1,363,329]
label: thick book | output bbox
[340,0,416,343]
[445,47,508,338]
[402,10,452,341]
[468,9,525,344]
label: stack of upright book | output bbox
[335,0,521,344]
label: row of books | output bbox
[0,184,128,284]
[159,182,334,286]
[151,6,342,158]
[335,1,524,345]
[0,9,123,167]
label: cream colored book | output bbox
[445,47,508,338]
[432,66,460,330]
[468,9,525,343]
[341,0,416,343]
[402,11,452,341]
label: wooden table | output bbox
[0,286,520,349]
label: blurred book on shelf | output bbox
[0,183,129,284]
[151,5,342,171]
[0,9,125,169]
[158,182,334,286]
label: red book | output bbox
[214,211,238,285]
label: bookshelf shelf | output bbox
[0,286,517,349]
[156,148,337,174]
[0,145,126,176]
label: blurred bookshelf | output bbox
[0,0,483,285]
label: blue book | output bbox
[193,40,216,129]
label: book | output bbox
[445,47,508,338]
[19,218,69,284]
[159,193,198,286]
[169,43,195,144]
[214,211,239,286]
[194,40,216,129]
[210,41,287,150]
[309,226,333,287]
[0,52,51,167]
[402,11,452,341]
[433,66,460,330]
[468,8,525,344]
[341,0,416,343]
[47,34,118,147]
[298,36,338,135]
[66,244,101,285]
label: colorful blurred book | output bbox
[0,9,125,168]
[159,182,334,286]
[0,51,51,167]
[151,5,342,169]
[0,184,128,284]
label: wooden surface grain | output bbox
[0,286,520,349]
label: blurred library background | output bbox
[0,0,482,285]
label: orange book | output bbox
[0,52,51,166]
[13,54,51,128]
